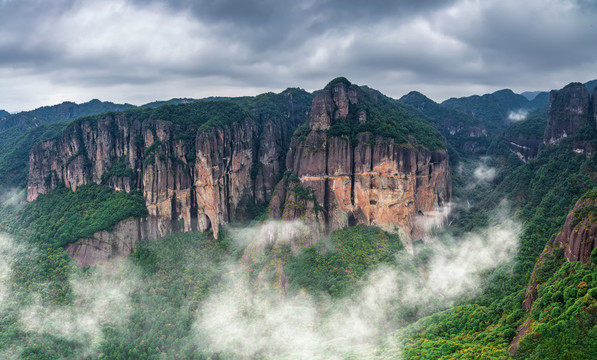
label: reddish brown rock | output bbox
[28,94,311,243]
[273,79,451,242]
[554,196,597,263]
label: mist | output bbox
[0,186,520,359]
[193,213,520,359]
[508,109,529,122]
[18,260,140,355]
[0,231,141,358]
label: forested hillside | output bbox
[1,78,596,359]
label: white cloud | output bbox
[508,109,529,122]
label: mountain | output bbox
[27,89,312,261]
[398,90,489,154]
[139,97,199,109]
[0,99,135,132]
[521,91,542,101]
[26,79,450,263]
[2,77,597,359]
[544,82,596,155]
[0,109,9,117]
[442,89,534,131]
[270,78,451,242]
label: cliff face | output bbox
[65,216,162,267]
[522,193,597,309]
[272,79,451,242]
[544,83,594,153]
[554,195,597,263]
[28,93,311,242]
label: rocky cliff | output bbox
[544,83,595,153]
[270,78,451,243]
[27,91,312,242]
[554,191,597,263]
[522,190,597,310]
[513,190,597,352]
[503,116,546,162]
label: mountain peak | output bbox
[324,76,352,90]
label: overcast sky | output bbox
[1,0,596,112]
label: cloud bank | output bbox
[194,213,520,359]
[1,0,596,111]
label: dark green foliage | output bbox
[0,99,135,132]
[285,225,404,297]
[398,91,481,135]
[504,116,547,140]
[0,122,67,187]
[515,261,597,359]
[99,231,229,359]
[441,89,539,134]
[12,183,147,247]
[101,156,135,184]
[325,85,445,151]
[397,304,514,358]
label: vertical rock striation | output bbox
[271,78,451,243]
[544,82,594,154]
[28,93,312,243]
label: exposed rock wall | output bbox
[522,194,597,310]
[544,83,593,151]
[65,216,162,267]
[554,196,597,263]
[506,135,542,162]
[272,80,451,242]
[28,97,310,241]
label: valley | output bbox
[1,77,596,359]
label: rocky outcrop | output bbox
[65,216,162,267]
[554,194,597,263]
[521,192,597,310]
[507,138,540,162]
[399,91,489,155]
[272,79,451,243]
[28,93,311,241]
[514,191,597,351]
[544,83,593,151]
[503,116,546,162]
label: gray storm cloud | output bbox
[1,0,597,111]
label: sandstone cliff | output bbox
[271,78,451,242]
[544,82,595,154]
[28,91,312,243]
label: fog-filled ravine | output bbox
[1,78,597,359]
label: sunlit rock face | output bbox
[272,78,451,242]
[27,93,311,241]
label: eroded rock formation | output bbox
[544,83,594,154]
[28,92,311,243]
[271,79,451,243]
